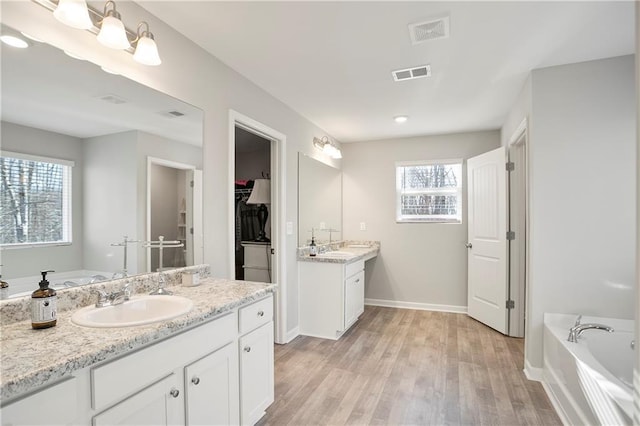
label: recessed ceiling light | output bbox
[20,32,44,43]
[394,116,408,123]
[0,35,29,49]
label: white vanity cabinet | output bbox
[1,294,275,426]
[299,259,365,340]
[238,296,275,425]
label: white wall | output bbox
[1,122,84,278]
[1,1,341,335]
[342,131,500,310]
[506,56,636,369]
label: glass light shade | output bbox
[247,179,271,205]
[53,0,93,30]
[133,36,162,66]
[97,15,131,50]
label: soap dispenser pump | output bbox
[31,270,57,329]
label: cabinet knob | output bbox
[355,279,360,283]
[257,310,264,317]
[191,377,200,385]
[244,346,251,352]
[169,388,180,398]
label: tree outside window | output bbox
[0,153,72,246]
[396,160,462,223]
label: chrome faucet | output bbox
[567,315,614,342]
[94,283,132,308]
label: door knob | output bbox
[465,243,473,249]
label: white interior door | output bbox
[186,169,204,265]
[467,146,508,334]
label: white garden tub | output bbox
[543,313,634,425]
[7,270,112,298]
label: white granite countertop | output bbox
[297,241,380,264]
[0,277,276,402]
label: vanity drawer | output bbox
[345,259,364,279]
[91,311,236,411]
[239,295,273,334]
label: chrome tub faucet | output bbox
[567,315,614,342]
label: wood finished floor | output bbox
[258,306,561,426]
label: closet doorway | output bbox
[234,127,271,281]
[229,110,287,344]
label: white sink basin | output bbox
[318,251,354,257]
[71,295,193,328]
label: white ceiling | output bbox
[1,24,203,146]
[141,1,634,143]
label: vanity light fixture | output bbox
[394,115,409,123]
[97,1,131,50]
[53,0,92,30]
[313,136,342,160]
[132,22,161,66]
[0,35,29,49]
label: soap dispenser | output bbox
[309,236,317,257]
[31,270,57,329]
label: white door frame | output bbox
[228,110,287,345]
[507,118,528,338]
[146,157,197,273]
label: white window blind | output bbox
[0,151,73,246]
[396,159,463,223]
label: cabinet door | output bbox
[184,342,239,426]
[93,374,183,426]
[239,322,274,425]
[344,270,365,329]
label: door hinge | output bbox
[270,248,275,255]
[190,180,194,188]
[506,162,515,171]
[190,227,193,235]
[506,231,515,240]
[506,300,515,309]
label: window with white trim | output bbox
[396,159,463,223]
[0,151,73,246]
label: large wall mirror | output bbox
[0,24,204,297]
[298,153,342,246]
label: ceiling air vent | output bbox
[392,65,431,82]
[159,110,186,118]
[408,16,450,45]
[96,94,127,104]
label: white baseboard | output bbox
[284,326,299,343]
[524,359,543,382]
[364,298,467,314]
